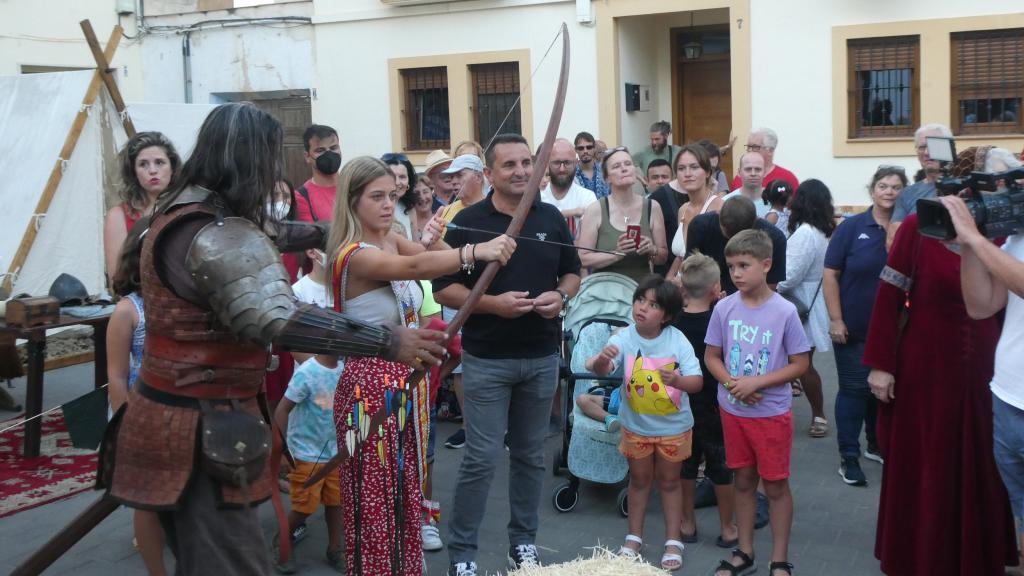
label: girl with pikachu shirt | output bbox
[589,276,703,437]
[587,274,703,572]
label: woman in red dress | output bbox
[863,212,1018,575]
[326,156,514,576]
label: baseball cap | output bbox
[442,154,484,174]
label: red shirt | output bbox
[294,179,336,223]
[731,164,799,192]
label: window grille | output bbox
[470,62,521,146]
[402,67,450,150]
[951,28,1024,135]
[847,36,919,138]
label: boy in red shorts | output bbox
[704,230,810,576]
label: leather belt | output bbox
[139,368,262,400]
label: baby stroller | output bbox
[551,272,636,515]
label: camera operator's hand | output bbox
[868,369,895,403]
[938,195,984,247]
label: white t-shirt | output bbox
[723,188,770,218]
[541,182,597,236]
[292,274,332,308]
[991,234,1024,409]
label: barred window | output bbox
[951,28,1024,135]
[471,62,521,146]
[401,67,450,150]
[847,36,919,138]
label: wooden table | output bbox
[1,313,110,458]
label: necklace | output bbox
[607,191,639,225]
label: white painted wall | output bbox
[617,8,730,152]
[138,2,313,103]
[312,0,598,160]
[750,0,1024,206]
[617,15,659,150]
[0,0,144,100]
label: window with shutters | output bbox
[401,67,450,150]
[847,36,920,138]
[951,29,1024,135]
[470,62,521,146]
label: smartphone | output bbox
[626,224,641,248]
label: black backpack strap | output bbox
[296,184,317,221]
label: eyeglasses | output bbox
[744,144,773,152]
[381,152,409,163]
[549,160,575,168]
[575,144,595,151]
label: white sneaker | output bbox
[421,523,443,551]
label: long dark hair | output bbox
[158,102,283,228]
[382,155,418,212]
[118,132,181,214]
[788,178,836,237]
[111,217,150,297]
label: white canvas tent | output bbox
[0,70,214,298]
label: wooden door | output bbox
[252,95,313,186]
[677,56,733,180]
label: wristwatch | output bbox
[556,288,570,318]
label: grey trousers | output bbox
[447,351,559,563]
[158,472,272,576]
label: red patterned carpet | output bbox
[0,411,98,518]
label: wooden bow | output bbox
[302,23,572,490]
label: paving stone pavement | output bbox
[0,352,886,575]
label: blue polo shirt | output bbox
[824,207,889,341]
[892,180,935,222]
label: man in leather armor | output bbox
[98,102,446,575]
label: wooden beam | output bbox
[1,26,123,294]
[80,20,136,138]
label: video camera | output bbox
[916,136,1024,240]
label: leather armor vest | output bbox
[139,197,269,399]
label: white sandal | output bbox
[661,539,684,572]
[618,534,643,559]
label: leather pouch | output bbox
[199,399,270,489]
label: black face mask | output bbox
[315,150,341,175]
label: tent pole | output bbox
[81,20,136,138]
[1,25,123,295]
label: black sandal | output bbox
[770,560,794,575]
[714,548,755,576]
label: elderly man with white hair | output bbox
[892,123,955,222]
[730,127,798,192]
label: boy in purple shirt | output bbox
[704,229,810,576]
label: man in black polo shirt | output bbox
[686,195,787,293]
[434,134,581,576]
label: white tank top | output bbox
[671,193,717,257]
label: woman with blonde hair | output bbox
[452,139,484,161]
[326,156,514,575]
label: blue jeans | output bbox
[993,392,1024,519]
[833,340,878,458]
[447,351,559,564]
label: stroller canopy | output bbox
[563,272,637,345]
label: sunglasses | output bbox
[381,152,409,163]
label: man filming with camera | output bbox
[939,147,1024,569]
